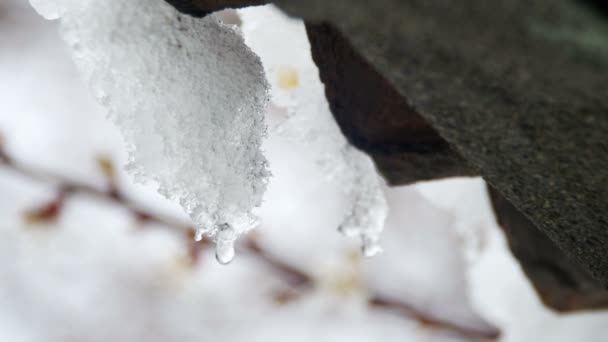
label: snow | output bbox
[1,3,484,340]
[28,0,271,261]
[28,0,387,260]
[4,2,608,341]
[28,0,387,258]
[239,5,388,255]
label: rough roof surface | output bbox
[273,0,608,284]
[162,0,608,284]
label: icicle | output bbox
[194,229,204,242]
[215,224,236,265]
[29,0,270,262]
[240,6,389,256]
[361,235,383,257]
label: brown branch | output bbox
[243,238,500,340]
[1,153,191,231]
[0,138,204,256]
[370,296,500,341]
[243,238,312,289]
[0,136,499,340]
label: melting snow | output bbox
[29,0,270,263]
[240,6,388,255]
[28,0,387,260]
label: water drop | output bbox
[215,241,235,265]
[361,235,382,257]
[215,224,236,265]
[194,229,203,242]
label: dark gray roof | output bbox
[164,0,608,286]
[275,0,608,284]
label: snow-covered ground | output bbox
[1,2,608,341]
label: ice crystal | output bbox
[239,5,388,255]
[29,0,270,262]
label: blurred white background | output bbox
[1,1,608,341]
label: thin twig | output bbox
[370,296,500,340]
[244,238,500,340]
[243,238,312,288]
[0,137,500,340]
[1,153,191,231]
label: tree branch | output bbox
[0,134,499,340]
